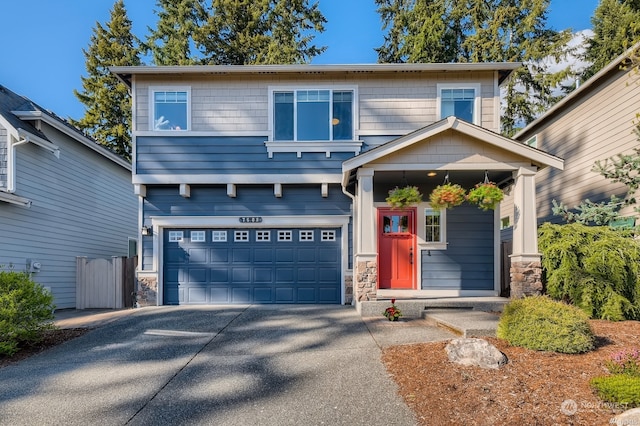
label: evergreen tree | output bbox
[145,0,208,65]
[582,0,640,80]
[194,0,326,65]
[375,0,573,136]
[72,0,140,160]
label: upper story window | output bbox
[150,87,190,131]
[437,83,481,125]
[271,88,354,141]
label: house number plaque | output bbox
[239,217,263,223]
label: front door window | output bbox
[383,214,409,233]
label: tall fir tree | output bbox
[375,0,573,136]
[193,0,326,65]
[72,0,140,160]
[145,0,208,65]
[582,0,640,80]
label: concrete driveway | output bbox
[0,305,453,425]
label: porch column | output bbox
[509,166,543,298]
[354,168,378,305]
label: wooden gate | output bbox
[76,256,137,309]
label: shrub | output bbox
[606,348,640,376]
[496,295,594,354]
[538,223,640,320]
[590,375,640,407]
[0,271,56,356]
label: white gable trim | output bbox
[341,116,563,185]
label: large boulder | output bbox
[445,338,507,369]
[611,408,640,426]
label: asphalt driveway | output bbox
[0,305,453,425]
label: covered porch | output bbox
[341,117,564,314]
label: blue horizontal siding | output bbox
[421,203,494,290]
[136,136,352,175]
[141,184,352,270]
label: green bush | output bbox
[591,375,640,407]
[496,295,594,354]
[538,223,640,320]
[0,271,56,356]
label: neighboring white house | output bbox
[0,84,138,309]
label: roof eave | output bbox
[110,62,523,88]
[12,110,131,170]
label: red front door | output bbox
[378,208,416,289]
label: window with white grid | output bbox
[212,230,227,242]
[299,230,314,241]
[234,230,249,242]
[190,230,206,242]
[256,230,271,242]
[321,230,336,241]
[278,230,293,241]
[168,231,183,242]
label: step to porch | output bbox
[423,309,500,338]
[358,296,509,319]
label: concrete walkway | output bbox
[0,305,457,425]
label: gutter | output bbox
[0,190,31,207]
[16,128,60,158]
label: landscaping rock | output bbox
[611,408,640,426]
[445,338,507,369]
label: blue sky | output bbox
[0,0,599,119]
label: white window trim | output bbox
[168,231,184,242]
[436,83,482,126]
[278,230,293,241]
[525,134,538,148]
[265,85,362,158]
[212,230,228,242]
[148,86,191,132]
[417,203,448,250]
[256,230,271,242]
[190,230,206,242]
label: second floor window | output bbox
[273,89,353,141]
[438,84,480,125]
[152,88,189,131]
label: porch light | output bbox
[141,226,151,236]
[427,171,437,177]
[331,118,340,125]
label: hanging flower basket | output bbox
[466,182,504,211]
[386,186,423,209]
[429,183,466,209]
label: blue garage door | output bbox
[163,228,341,304]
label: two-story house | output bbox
[0,85,138,309]
[111,63,563,312]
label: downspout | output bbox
[341,173,356,306]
